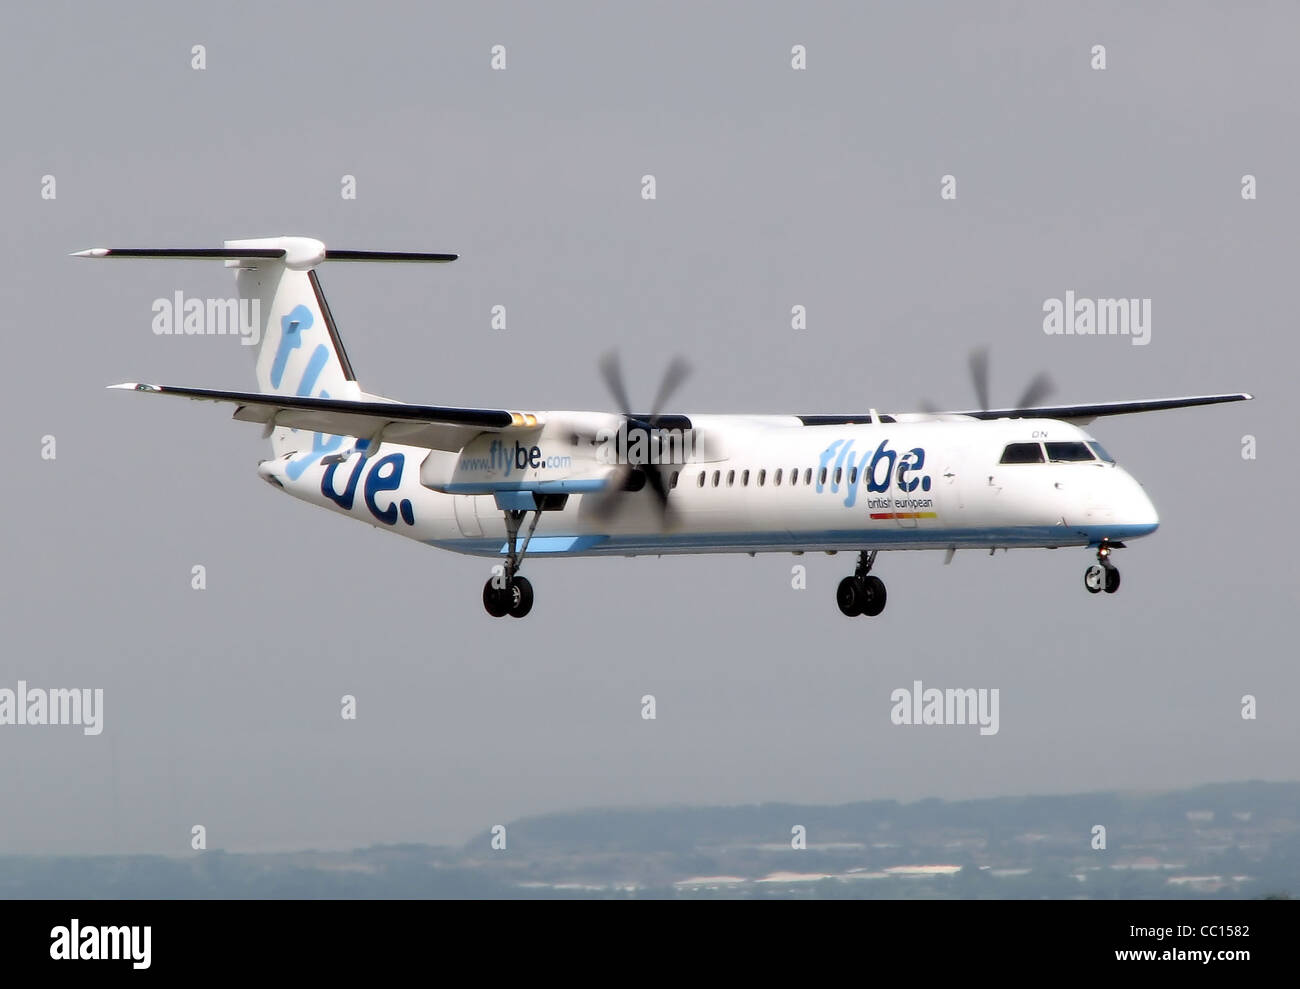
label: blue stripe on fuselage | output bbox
[443,479,608,494]
[426,523,1158,558]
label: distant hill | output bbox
[3,781,1296,899]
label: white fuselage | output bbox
[255,414,1159,560]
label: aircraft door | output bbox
[454,495,484,537]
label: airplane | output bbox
[77,236,1252,619]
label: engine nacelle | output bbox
[422,413,620,494]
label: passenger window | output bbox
[697,471,705,487]
[726,470,735,487]
[804,468,812,485]
[849,467,858,485]
[833,467,842,485]
[712,470,720,487]
[789,469,798,487]
[774,468,783,486]
[741,469,749,486]
[819,467,827,485]
[1087,441,1115,463]
[1045,442,1095,462]
[999,442,1044,464]
[757,469,766,486]
[669,470,679,489]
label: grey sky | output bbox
[1,1,1294,854]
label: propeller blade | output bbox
[925,349,1053,417]
[1014,372,1055,410]
[643,465,676,526]
[587,465,631,520]
[643,464,669,506]
[968,348,990,411]
[598,351,633,416]
[648,356,691,422]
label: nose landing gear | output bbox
[837,550,887,617]
[1083,540,1121,595]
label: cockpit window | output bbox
[999,442,1044,464]
[1087,441,1115,463]
[1045,441,1096,462]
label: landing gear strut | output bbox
[482,508,542,618]
[1083,540,1121,595]
[837,550,887,617]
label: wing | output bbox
[795,394,1252,427]
[110,382,539,452]
[947,393,1253,424]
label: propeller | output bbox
[923,347,1055,415]
[589,351,692,522]
[969,349,991,412]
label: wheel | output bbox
[836,576,862,616]
[482,578,510,617]
[1084,564,1104,594]
[507,576,534,617]
[860,575,887,616]
[1103,565,1120,594]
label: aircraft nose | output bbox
[1119,469,1159,533]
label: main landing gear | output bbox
[837,550,887,618]
[1083,540,1122,595]
[483,574,533,618]
[482,507,543,618]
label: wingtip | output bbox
[108,382,159,392]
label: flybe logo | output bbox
[320,452,416,526]
[271,303,347,482]
[816,439,933,512]
[460,439,573,476]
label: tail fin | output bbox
[229,237,360,457]
[74,237,455,457]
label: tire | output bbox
[508,576,535,618]
[1103,566,1121,595]
[483,578,510,617]
[836,576,862,617]
[1084,564,1104,594]
[860,575,887,616]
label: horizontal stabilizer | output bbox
[72,248,286,260]
[73,247,456,262]
[322,250,457,262]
